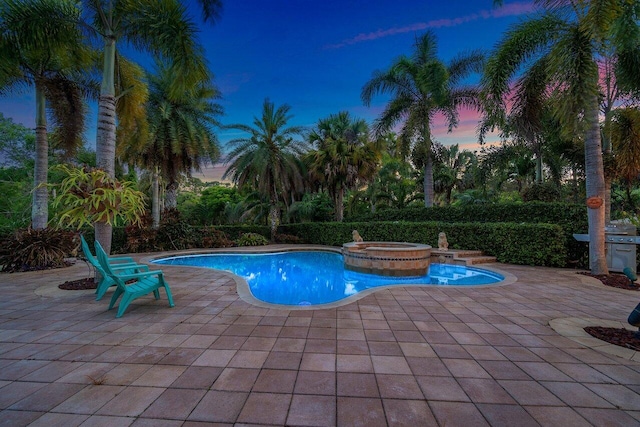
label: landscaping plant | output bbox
[0,227,77,272]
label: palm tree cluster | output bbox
[3,0,640,275]
[0,0,223,252]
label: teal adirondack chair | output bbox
[95,241,175,318]
[79,235,147,301]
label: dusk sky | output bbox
[0,1,539,173]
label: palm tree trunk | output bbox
[535,155,542,184]
[336,186,345,221]
[95,35,117,253]
[424,156,434,207]
[165,181,179,208]
[585,94,608,275]
[152,168,160,228]
[268,200,279,241]
[31,83,48,230]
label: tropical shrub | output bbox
[198,227,234,248]
[50,165,146,228]
[124,210,234,252]
[216,225,270,241]
[236,232,269,247]
[0,228,77,272]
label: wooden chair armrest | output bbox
[117,270,164,280]
[112,263,149,272]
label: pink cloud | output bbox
[325,2,536,49]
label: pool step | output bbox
[431,249,497,266]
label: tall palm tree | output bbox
[306,111,381,221]
[485,0,640,274]
[224,99,306,239]
[0,0,91,229]
[361,31,484,207]
[79,0,221,252]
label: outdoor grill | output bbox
[573,222,639,273]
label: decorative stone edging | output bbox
[549,317,640,361]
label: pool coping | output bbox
[143,245,517,311]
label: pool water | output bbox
[153,251,504,306]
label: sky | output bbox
[0,0,539,179]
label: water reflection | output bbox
[154,251,503,306]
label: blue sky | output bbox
[0,1,537,157]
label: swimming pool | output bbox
[153,251,504,307]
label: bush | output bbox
[346,202,588,266]
[216,225,270,241]
[198,227,234,248]
[123,209,235,252]
[275,233,304,244]
[0,228,78,272]
[279,221,567,267]
[522,183,562,202]
[236,232,269,247]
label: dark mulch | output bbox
[578,272,640,291]
[58,278,97,290]
[584,326,640,351]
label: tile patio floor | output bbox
[1,246,639,426]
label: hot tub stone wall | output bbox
[342,242,431,277]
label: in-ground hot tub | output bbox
[342,241,432,277]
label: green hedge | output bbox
[350,202,588,265]
[279,221,567,267]
[105,225,270,253]
[350,202,586,228]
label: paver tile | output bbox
[96,386,164,417]
[141,388,206,419]
[337,372,379,397]
[253,369,297,393]
[383,399,436,426]
[525,406,589,426]
[429,401,489,427]
[287,394,336,426]
[477,404,539,427]
[294,370,335,395]
[188,390,248,423]
[337,397,386,427]
[236,392,291,425]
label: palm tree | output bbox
[129,65,222,226]
[224,99,306,239]
[306,112,381,221]
[361,31,484,207]
[78,0,221,252]
[485,0,640,274]
[0,0,91,229]
[369,154,419,212]
[608,107,640,210]
[433,143,476,204]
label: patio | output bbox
[0,247,639,426]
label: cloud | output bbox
[325,2,536,49]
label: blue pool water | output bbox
[153,251,503,306]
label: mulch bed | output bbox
[578,272,640,351]
[584,326,640,351]
[578,272,640,290]
[58,278,97,290]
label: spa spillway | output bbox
[342,241,432,277]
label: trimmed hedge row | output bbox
[350,202,588,265]
[279,221,567,267]
[351,202,586,229]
